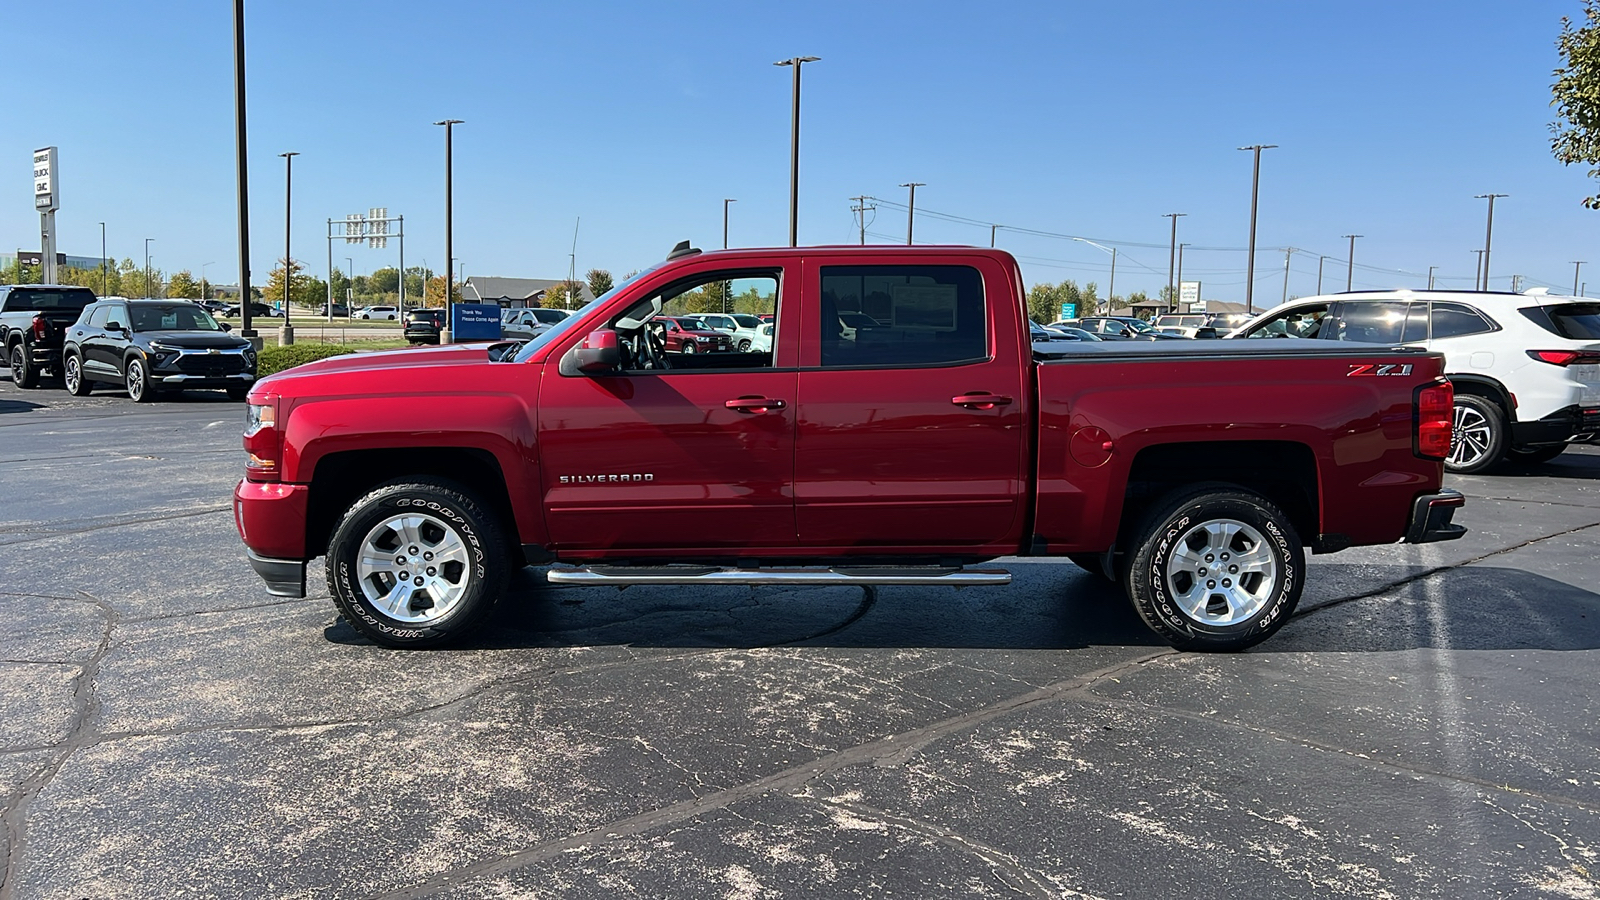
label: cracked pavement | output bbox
[1,378,1597,899]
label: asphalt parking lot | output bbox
[1,375,1597,900]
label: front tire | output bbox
[63,353,92,396]
[1446,394,1506,475]
[681,342,698,354]
[326,479,509,648]
[10,344,39,388]
[125,357,155,402]
[737,339,752,352]
[1124,486,1304,652]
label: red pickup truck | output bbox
[235,244,1464,652]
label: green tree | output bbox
[1081,282,1100,316]
[1553,0,1600,208]
[263,258,319,308]
[403,267,430,302]
[586,268,614,298]
[423,275,461,306]
[369,267,400,294]
[167,270,201,299]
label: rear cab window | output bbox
[3,288,96,312]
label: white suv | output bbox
[1229,289,1600,473]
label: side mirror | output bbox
[569,329,622,374]
[219,322,233,332]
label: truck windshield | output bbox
[510,261,663,363]
[7,289,95,311]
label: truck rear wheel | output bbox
[10,344,39,389]
[1124,487,1303,652]
[326,478,509,648]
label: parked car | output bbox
[237,243,1463,653]
[837,312,882,341]
[405,309,448,345]
[221,302,280,319]
[750,322,776,353]
[1151,314,1219,339]
[698,313,767,351]
[355,305,398,320]
[655,316,732,353]
[62,299,256,401]
[197,299,231,315]
[1078,316,1186,340]
[0,284,99,387]
[500,308,550,341]
[1229,289,1600,473]
[317,301,352,317]
[525,307,570,327]
[1208,312,1252,333]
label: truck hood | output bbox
[257,342,503,392]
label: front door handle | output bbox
[725,396,787,413]
[952,393,1013,410]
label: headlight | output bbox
[242,347,257,367]
[244,402,275,437]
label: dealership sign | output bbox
[34,146,57,211]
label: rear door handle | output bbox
[725,396,787,413]
[952,393,1013,410]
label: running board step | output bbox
[546,565,1012,587]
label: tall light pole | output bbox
[1282,247,1296,305]
[723,198,736,249]
[774,56,820,247]
[1238,144,1277,314]
[278,151,298,341]
[232,0,254,341]
[434,119,463,335]
[1163,212,1186,305]
[1475,193,1507,290]
[99,223,107,296]
[1342,235,1361,291]
[1176,242,1188,307]
[201,261,214,300]
[991,224,1001,248]
[144,238,154,298]
[1573,261,1585,296]
[900,182,925,245]
[1073,237,1116,313]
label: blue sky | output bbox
[4,0,1596,302]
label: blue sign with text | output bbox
[1059,302,1077,320]
[450,303,503,341]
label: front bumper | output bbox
[159,372,256,387]
[1404,489,1467,544]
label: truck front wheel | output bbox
[326,478,509,648]
[1124,487,1303,652]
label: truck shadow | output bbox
[0,398,46,415]
[420,563,1599,654]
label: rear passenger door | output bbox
[793,256,1028,550]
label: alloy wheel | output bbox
[354,512,473,624]
[1162,518,1278,626]
[1449,404,1492,469]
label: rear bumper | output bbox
[1405,489,1467,544]
[247,549,307,598]
[1512,405,1600,446]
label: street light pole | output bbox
[278,151,298,342]
[723,198,736,249]
[1176,242,1188,306]
[1573,261,1585,296]
[1317,255,1326,294]
[1342,235,1361,291]
[1238,144,1277,314]
[433,118,463,338]
[1282,247,1295,305]
[99,223,107,296]
[900,182,925,245]
[232,0,254,341]
[1163,212,1186,305]
[774,56,819,248]
[1474,193,1507,290]
[201,261,214,300]
[1428,266,1436,290]
[991,224,1001,248]
[144,238,153,298]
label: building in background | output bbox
[462,276,593,309]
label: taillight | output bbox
[31,317,48,340]
[1528,349,1600,366]
[243,395,282,482]
[1415,380,1453,461]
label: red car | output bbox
[656,316,731,354]
[236,244,1463,652]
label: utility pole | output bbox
[144,237,154,298]
[991,224,1000,248]
[1176,242,1188,305]
[1282,247,1295,305]
[1238,144,1277,314]
[900,182,924,245]
[1473,250,1485,291]
[1317,255,1326,294]
[433,118,463,338]
[1342,234,1361,291]
[723,198,735,249]
[232,0,254,342]
[1163,212,1186,305]
[99,223,107,296]
[850,196,875,245]
[1573,261,1585,296]
[774,56,820,247]
[1427,266,1436,290]
[1474,193,1507,290]
[278,151,298,344]
[1511,274,1523,293]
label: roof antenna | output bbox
[668,240,701,260]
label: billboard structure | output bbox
[34,147,59,284]
[325,209,405,320]
[1179,281,1202,312]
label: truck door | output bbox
[794,256,1028,549]
[536,265,799,551]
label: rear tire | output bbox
[1505,444,1565,465]
[63,353,92,396]
[10,344,39,388]
[326,478,509,648]
[1124,486,1304,652]
[737,339,752,352]
[1445,394,1506,475]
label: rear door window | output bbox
[1331,302,1409,343]
[818,265,987,367]
[1430,302,1497,340]
[1400,301,1429,343]
[1243,303,1330,339]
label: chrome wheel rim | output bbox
[10,346,21,373]
[1163,518,1277,626]
[1449,404,1492,468]
[64,356,80,392]
[355,512,473,623]
[126,360,144,400]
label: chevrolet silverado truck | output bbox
[235,244,1465,652]
[1,284,98,387]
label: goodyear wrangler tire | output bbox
[326,478,509,648]
[1124,487,1303,652]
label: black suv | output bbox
[62,299,257,401]
[1,284,98,387]
[404,308,447,344]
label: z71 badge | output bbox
[1347,363,1413,377]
